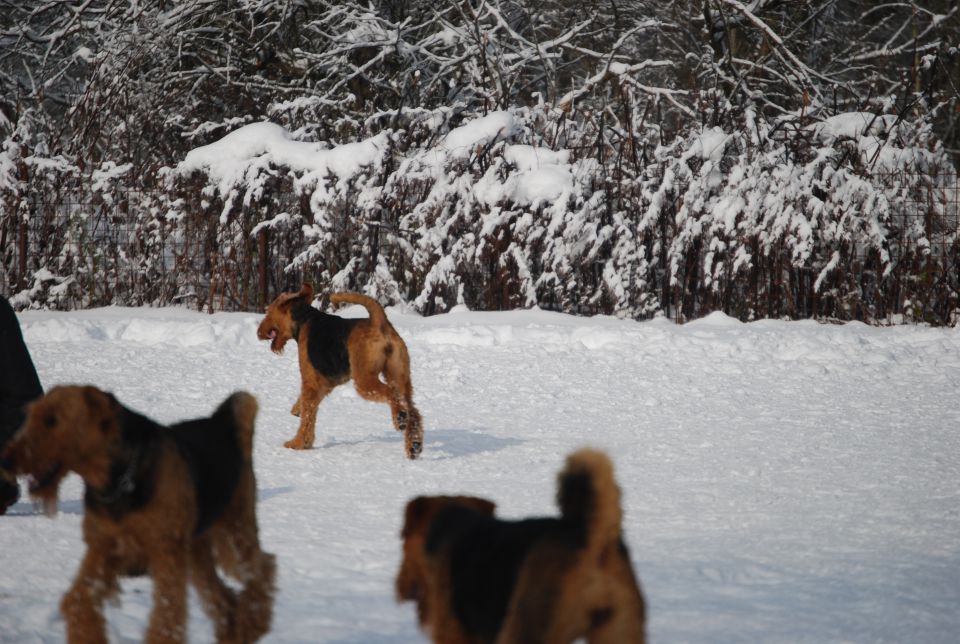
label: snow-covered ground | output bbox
[1,305,959,643]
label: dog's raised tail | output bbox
[330,292,389,330]
[221,391,258,459]
[557,448,622,552]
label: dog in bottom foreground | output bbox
[396,448,646,644]
[2,385,276,644]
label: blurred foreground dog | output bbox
[2,386,276,644]
[257,284,423,458]
[396,449,646,643]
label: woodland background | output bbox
[1,0,958,324]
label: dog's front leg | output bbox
[290,395,302,417]
[61,546,119,644]
[145,543,189,644]
[285,383,329,449]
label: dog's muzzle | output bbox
[27,461,64,495]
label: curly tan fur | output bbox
[257,284,423,458]
[396,449,647,644]
[2,386,275,644]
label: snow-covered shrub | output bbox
[2,0,958,324]
[638,108,959,322]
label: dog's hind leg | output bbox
[353,370,394,405]
[209,519,276,642]
[145,546,189,644]
[401,405,424,459]
[234,548,277,642]
[387,384,423,458]
[353,369,423,458]
[61,546,121,644]
[383,345,423,458]
[382,382,411,433]
[191,538,240,643]
[381,343,412,428]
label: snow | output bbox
[475,144,574,208]
[504,144,569,171]
[691,127,730,164]
[442,111,517,158]
[178,122,390,197]
[2,306,960,643]
[73,47,96,63]
[809,112,899,144]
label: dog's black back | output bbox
[426,506,587,640]
[292,301,359,381]
[85,402,243,535]
[168,400,244,535]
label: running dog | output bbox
[396,449,646,643]
[256,284,423,458]
[2,386,276,644]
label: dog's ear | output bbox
[402,496,434,537]
[273,282,313,308]
[463,497,496,516]
[402,496,496,539]
[82,386,119,431]
[299,283,314,302]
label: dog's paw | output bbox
[284,438,310,450]
[395,410,408,432]
[406,439,422,459]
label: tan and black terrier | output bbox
[396,449,647,643]
[257,284,423,458]
[2,386,276,644]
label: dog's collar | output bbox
[289,300,319,343]
[89,442,144,507]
